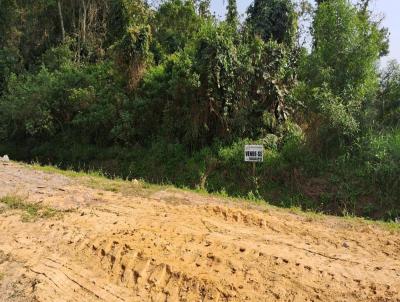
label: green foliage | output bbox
[41,42,74,71]
[142,22,243,147]
[0,0,399,220]
[111,0,153,90]
[0,47,22,94]
[113,24,152,89]
[153,0,201,58]
[377,60,400,127]
[0,52,128,145]
[246,0,297,46]
[226,0,238,26]
[360,130,400,199]
[240,38,297,134]
[310,0,381,96]
[298,0,383,151]
[0,0,18,46]
[0,194,63,222]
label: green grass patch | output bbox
[289,206,326,222]
[28,162,165,198]
[339,214,400,233]
[0,194,64,222]
[24,162,400,232]
[29,162,105,179]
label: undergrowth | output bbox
[8,134,396,221]
[0,194,64,222]
[25,162,400,233]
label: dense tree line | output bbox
[0,0,399,219]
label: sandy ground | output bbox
[0,161,399,302]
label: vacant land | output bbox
[0,161,399,302]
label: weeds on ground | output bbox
[30,162,104,179]
[289,206,325,222]
[25,162,400,232]
[28,162,164,198]
[341,214,400,233]
[0,195,63,222]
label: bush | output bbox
[0,59,129,146]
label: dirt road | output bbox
[0,161,399,302]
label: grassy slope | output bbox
[23,162,400,233]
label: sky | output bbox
[209,0,400,67]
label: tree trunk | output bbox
[57,0,65,41]
[81,0,87,44]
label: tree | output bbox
[376,60,400,127]
[299,0,384,150]
[246,0,297,47]
[0,0,18,47]
[226,0,238,27]
[56,0,65,41]
[0,59,128,145]
[153,0,201,58]
[112,0,153,90]
[196,0,211,18]
[161,22,240,147]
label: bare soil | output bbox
[0,161,399,302]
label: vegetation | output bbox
[0,194,63,222]
[28,162,400,233]
[0,0,399,220]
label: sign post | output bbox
[244,145,264,179]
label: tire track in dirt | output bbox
[78,236,226,301]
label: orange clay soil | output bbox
[0,161,399,302]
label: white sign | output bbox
[244,145,264,162]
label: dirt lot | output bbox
[0,161,399,302]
